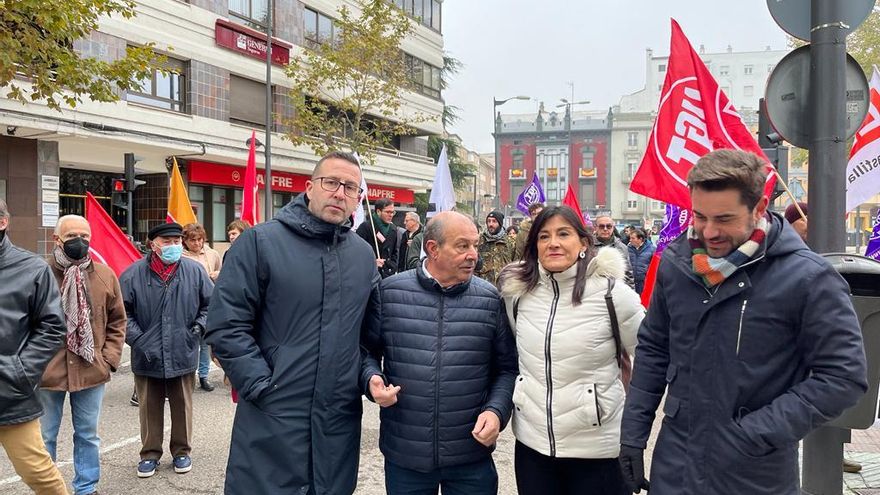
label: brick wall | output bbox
[275,0,304,46]
[188,61,230,121]
[73,32,128,99]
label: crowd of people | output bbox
[0,148,869,495]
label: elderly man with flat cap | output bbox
[119,222,212,479]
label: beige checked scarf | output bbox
[54,247,95,363]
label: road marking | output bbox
[0,427,170,486]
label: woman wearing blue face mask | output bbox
[119,222,213,479]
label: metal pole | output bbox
[264,0,273,221]
[802,0,848,492]
[857,205,862,251]
[127,190,133,235]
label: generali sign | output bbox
[215,19,291,66]
[187,161,415,203]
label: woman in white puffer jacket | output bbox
[499,206,645,495]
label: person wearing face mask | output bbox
[498,206,644,495]
[119,222,212,479]
[0,200,69,493]
[38,215,127,495]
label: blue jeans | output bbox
[40,384,106,495]
[385,457,498,495]
[198,336,210,379]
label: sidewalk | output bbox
[845,423,880,494]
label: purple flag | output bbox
[866,210,880,260]
[656,204,692,255]
[516,173,546,215]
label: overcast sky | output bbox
[442,0,790,153]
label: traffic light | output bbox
[124,153,146,192]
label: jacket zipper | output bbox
[434,295,444,467]
[735,299,748,356]
[593,384,603,426]
[545,275,560,456]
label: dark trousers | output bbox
[385,457,498,495]
[515,441,628,495]
[134,374,194,460]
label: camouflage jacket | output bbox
[514,218,532,261]
[477,231,515,287]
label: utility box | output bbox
[825,253,880,430]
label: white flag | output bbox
[846,66,880,212]
[428,143,455,218]
[352,152,370,228]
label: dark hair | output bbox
[312,151,360,177]
[374,198,393,211]
[687,149,767,209]
[527,203,545,214]
[631,228,647,241]
[500,206,594,305]
[506,225,519,235]
[226,219,249,234]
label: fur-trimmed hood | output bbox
[500,246,628,300]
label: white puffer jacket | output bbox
[501,247,645,459]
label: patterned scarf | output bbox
[149,252,179,284]
[690,215,769,288]
[53,247,95,363]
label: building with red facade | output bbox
[494,105,612,222]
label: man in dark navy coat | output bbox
[206,151,379,494]
[619,149,868,495]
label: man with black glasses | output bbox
[594,215,634,288]
[206,151,380,494]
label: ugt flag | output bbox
[846,66,880,212]
[630,19,775,209]
[85,192,141,277]
[516,173,546,215]
[866,209,880,260]
[640,204,692,307]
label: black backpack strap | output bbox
[604,277,624,367]
[513,297,520,323]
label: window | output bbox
[229,0,269,30]
[626,161,637,179]
[230,75,268,127]
[512,150,524,171]
[627,200,638,210]
[127,56,186,112]
[744,64,754,75]
[404,53,441,99]
[582,149,595,172]
[303,7,336,49]
[391,0,442,32]
[658,64,666,72]
[720,65,729,76]
[744,85,754,97]
[627,132,638,147]
[651,200,664,211]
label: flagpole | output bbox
[771,169,806,223]
[363,194,381,259]
[264,0,273,222]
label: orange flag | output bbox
[167,157,197,225]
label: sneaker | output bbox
[199,377,215,392]
[137,459,158,478]
[844,458,863,473]
[130,391,139,407]
[173,455,192,474]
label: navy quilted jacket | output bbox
[361,267,518,473]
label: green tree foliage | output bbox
[284,0,434,163]
[0,0,161,110]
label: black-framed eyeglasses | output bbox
[314,177,363,199]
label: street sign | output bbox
[764,45,869,149]
[767,0,875,42]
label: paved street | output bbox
[0,346,877,494]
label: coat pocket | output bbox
[580,383,602,429]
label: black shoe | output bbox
[199,377,215,392]
[130,391,139,407]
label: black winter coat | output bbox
[621,213,868,494]
[120,256,212,379]
[0,234,66,426]
[361,267,518,473]
[206,195,379,495]
[356,219,399,278]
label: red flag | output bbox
[241,130,260,226]
[630,19,776,209]
[85,192,141,277]
[640,253,661,307]
[562,184,585,226]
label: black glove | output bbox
[191,324,205,337]
[619,445,650,493]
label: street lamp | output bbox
[555,99,590,206]
[493,95,530,209]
